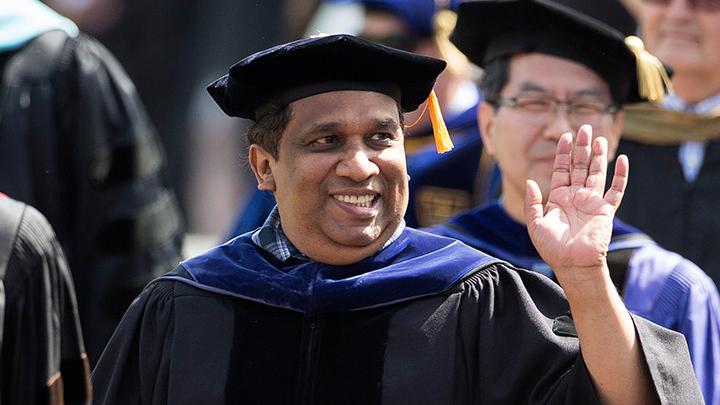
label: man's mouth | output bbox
[662,28,699,44]
[332,194,379,208]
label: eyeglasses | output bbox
[640,0,720,12]
[489,95,618,128]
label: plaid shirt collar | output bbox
[252,206,406,263]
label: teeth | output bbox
[333,194,375,208]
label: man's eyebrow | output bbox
[305,121,342,134]
[517,82,548,92]
[572,88,608,98]
[516,82,609,99]
[375,117,401,130]
[302,117,401,134]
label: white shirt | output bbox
[661,92,720,182]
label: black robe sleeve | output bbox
[0,201,91,404]
[91,280,176,405]
[458,264,702,404]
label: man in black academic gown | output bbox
[613,0,720,286]
[0,196,91,404]
[92,33,701,404]
[0,0,184,365]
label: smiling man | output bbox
[251,90,408,265]
[91,33,701,404]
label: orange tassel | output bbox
[427,90,453,153]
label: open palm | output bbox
[526,125,628,277]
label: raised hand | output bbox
[525,124,629,285]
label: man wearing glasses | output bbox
[426,1,720,403]
[617,0,720,289]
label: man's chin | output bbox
[325,223,391,247]
[331,231,382,248]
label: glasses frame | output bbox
[492,96,618,114]
[488,95,619,128]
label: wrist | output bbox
[554,263,621,311]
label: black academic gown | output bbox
[92,229,701,404]
[0,30,184,365]
[0,198,91,404]
[617,138,720,286]
[615,104,720,286]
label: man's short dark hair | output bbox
[246,105,293,160]
[479,56,510,109]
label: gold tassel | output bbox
[428,90,454,153]
[624,35,673,104]
[433,10,469,77]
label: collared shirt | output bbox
[662,92,720,182]
[252,206,406,263]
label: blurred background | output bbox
[42,0,340,253]
[40,0,637,255]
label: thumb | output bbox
[525,179,544,226]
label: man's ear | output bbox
[478,101,497,156]
[607,110,624,161]
[248,144,277,192]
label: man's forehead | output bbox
[511,81,609,97]
[299,117,402,135]
[505,54,611,96]
[288,91,401,129]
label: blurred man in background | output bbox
[615,0,720,286]
[0,0,184,364]
[0,196,91,404]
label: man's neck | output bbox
[671,72,720,105]
[501,187,527,226]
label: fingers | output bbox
[525,179,544,225]
[570,125,593,187]
[604,154,629,209]
[550,132,573,189]
[585,136,608,195]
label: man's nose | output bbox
[542,105,574,141]
[336,148,380,182]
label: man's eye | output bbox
[313,135,337,145]
[370,132,394,143]
[570,102,605,115]
[517,99,553,112]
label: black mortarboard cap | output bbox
[450,0,671,105]
[208,34,447,121]
[551,0,637,37]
